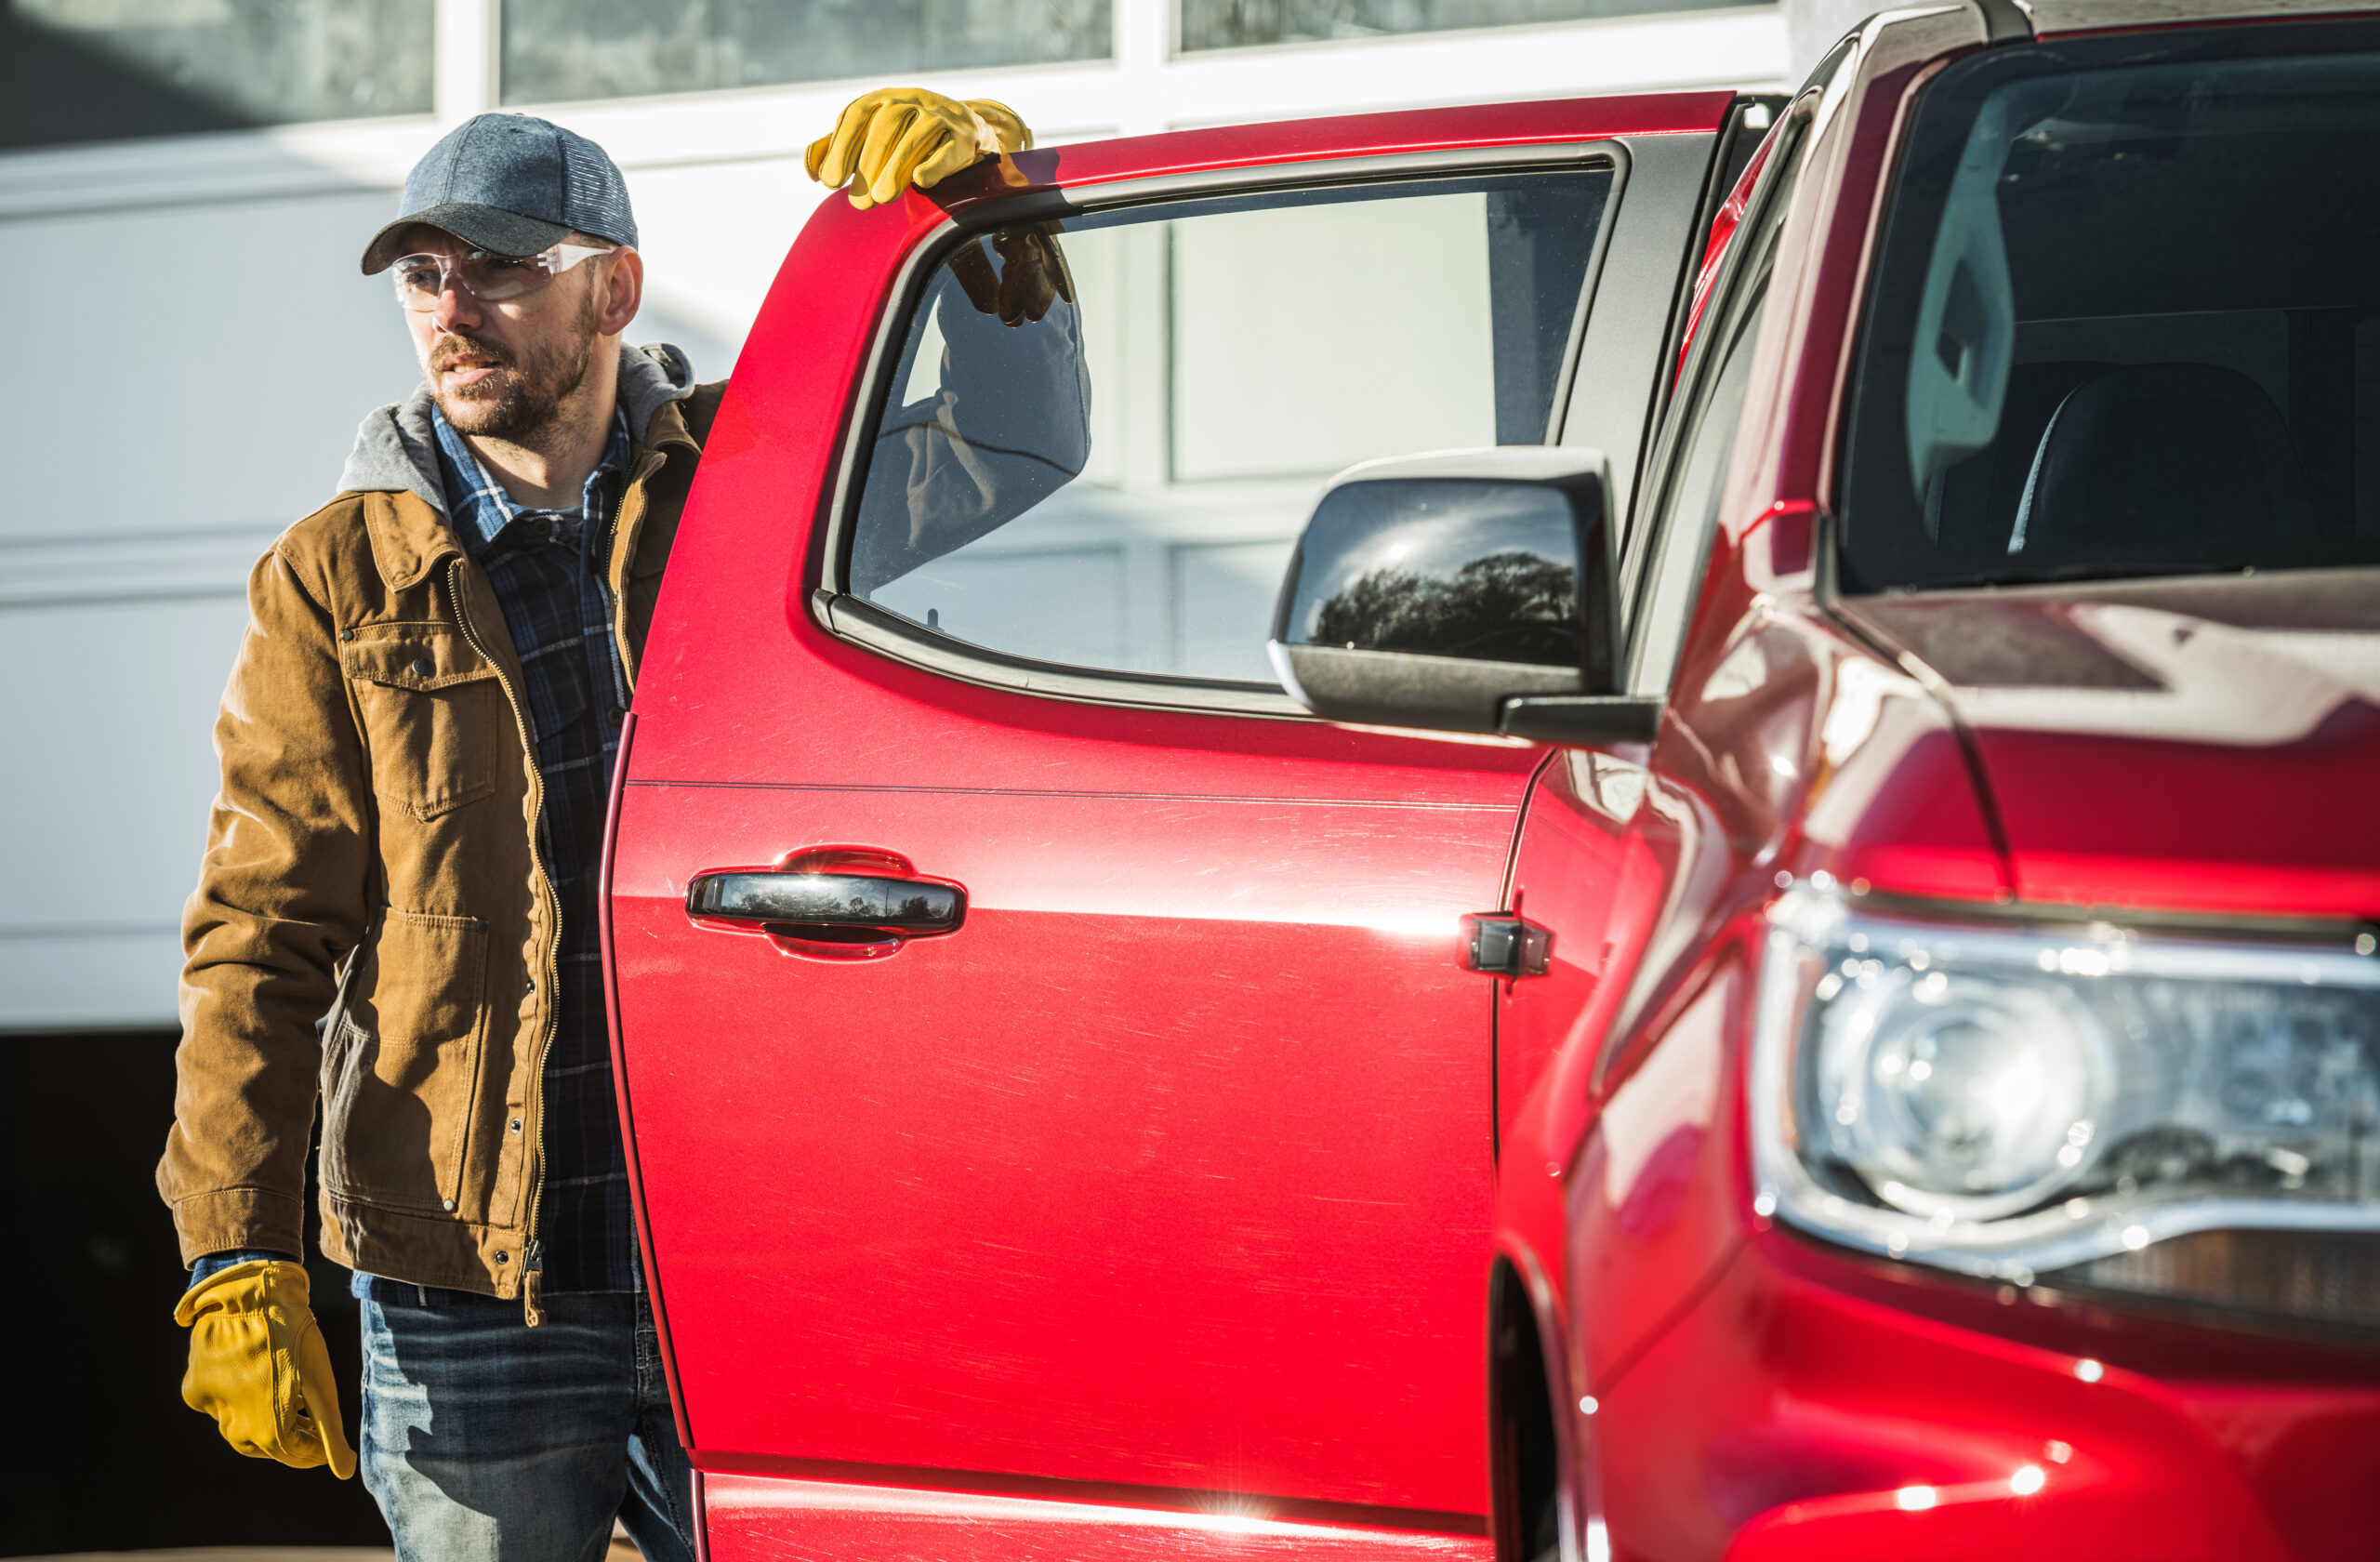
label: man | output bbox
[159,86,1032,1560]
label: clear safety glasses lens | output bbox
[390,242,612,311]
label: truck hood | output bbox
[1836,570,2380,920]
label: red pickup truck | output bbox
[606,4,2380,1559]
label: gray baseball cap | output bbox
[361,113,638,274]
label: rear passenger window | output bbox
[841,165,1616,685]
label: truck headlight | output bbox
[1752,889,2380,1329]
[1811,966,2113,1224]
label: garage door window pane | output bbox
[501,0,1110,105]
[1180,0,1758,51]
[847,165,1615,684]
[3,0,432,149]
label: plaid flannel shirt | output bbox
[428,404,640,1295]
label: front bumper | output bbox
[1593,1229,2380,1562]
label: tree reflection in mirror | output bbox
[1283,479,1582,667]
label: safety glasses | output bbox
[390,241,614,311]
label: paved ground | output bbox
[19,1553,396,1561]
[25,1540,641,1561]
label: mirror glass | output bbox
[1277,479,1581,667]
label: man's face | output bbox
[398,225,609,441]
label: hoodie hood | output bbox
[336,340,698,512]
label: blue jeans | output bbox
[354,1276,696,1562]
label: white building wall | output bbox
[0,0,1788,1030]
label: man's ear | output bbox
[596,246,643,338]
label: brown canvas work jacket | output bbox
[159,342,724,1309]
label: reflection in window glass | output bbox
[3,0,432,148]
[849,168,1614,684]
[1842,46,2380,591]
[501,0,1110,105]
[1180,0,1753,51]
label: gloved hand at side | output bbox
[807,87,1033,210]
[175,1258,355,1478]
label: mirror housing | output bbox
[1267,448,1659,744]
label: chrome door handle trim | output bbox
[686,871,965,938]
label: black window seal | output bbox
[1645,93,1793,435]
[807,139,1633,721]
[1616,88,1818,704]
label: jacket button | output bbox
[339,629,356,642]
[509,1118,522,1132]
[409,657,434,677]
[442,1199,456,1211]
[495,1251,509,1264]
[524,977,536,996]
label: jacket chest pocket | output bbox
[344,625,507,819]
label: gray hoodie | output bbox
[335,340,698,514]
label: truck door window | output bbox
[1840,35,2380,591]
[841,165,1616,686]
[1633,291,1767,688]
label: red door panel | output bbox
[614,765,1514,1513]
[1495,751,1632,1147]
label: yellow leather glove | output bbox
[807,87,1033,210]
[175,1259,355,1478]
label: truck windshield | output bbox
[1838,33,2380,593]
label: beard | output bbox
[428,286,600,441]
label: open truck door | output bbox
[605,93,1756,1559]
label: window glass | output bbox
[501,0,1108,105]
[1622,98,1804,692]
[3,0,431,148]
[1180,0,1756,51]
[846,167,1615,684]
[1841,40,2380,592]
[1634,291,1764,682]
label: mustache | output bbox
[430,332,518,373]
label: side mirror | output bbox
[1267,448,1660,744]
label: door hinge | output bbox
[1462,914,1551,978]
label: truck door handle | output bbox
[686,871,966,941]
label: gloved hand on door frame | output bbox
[176,1258,356,1478]
[807,86,1033,210]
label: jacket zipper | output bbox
[447,554,559,1327]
